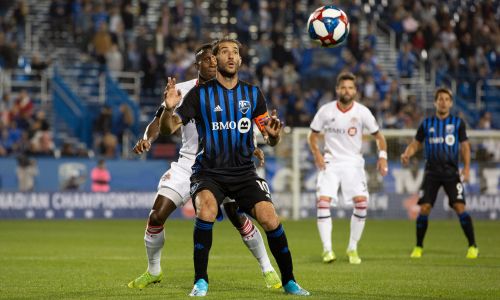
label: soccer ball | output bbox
[307,5,350,48]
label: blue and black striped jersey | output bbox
[176,79,268,176]
[415,115,468,176]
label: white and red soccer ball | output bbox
[307,5,350,48]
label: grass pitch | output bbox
[0,219,499,299]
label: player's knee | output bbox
[195,194,218,221]
[253,202,279,231]
[353,197,367,217]
[419,204,432,215]
[317,197,331,209]
[452,203,465,214]
[148,210,165,226]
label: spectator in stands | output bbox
[93,105,113,135]
[91,159,111,192]
[397,42,417,78]
[91,22,112,70]
[13,89,33,118]
[99,129,118,158]
[106,44,124,72]
[115,103,134,145]
[30,130,55,157]
[16,154,38,192]
[30,53,50,73]
[12,0,28,47]
[0,93,12,125]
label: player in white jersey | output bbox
[308,72,388,264]
[128,44,281,289]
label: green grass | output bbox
[0,219,499,299]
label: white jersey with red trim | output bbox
[161,78,198,161]
[310,100,379,167]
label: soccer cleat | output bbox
[410,246,423,258]
[283,280,310,296]
[189,279,208,297]
[346,250,362,264]
[322,250,336,263]
[127,271,163,289]
[263,270,282,289]
[466,246,479,259]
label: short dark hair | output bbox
[336,72,356,87]
[194,43,213,63]
[434,87,453,101]
[212,37,242,55]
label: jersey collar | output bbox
[336,101,354,113]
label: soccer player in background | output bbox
[162,37,310,296]
[127,43,281,290]
[401,87,478,259]
[307,72,388,264]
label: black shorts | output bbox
[190,172,273,214]
[418,174,466,207]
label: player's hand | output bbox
[133,138,151,154]
[163,77,182,110]
[400,153,410,166]
[253,147,265,167]
[313,153,326,170]
[461,167,470,183]
[264,109,283,139]
[377,158,388,176]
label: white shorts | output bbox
[156,156,193,207]
[156,156,236,208]
[316,163,369,206]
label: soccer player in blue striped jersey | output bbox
[162,37,310,296]
[401,87,478,259]
[127,44,280,290]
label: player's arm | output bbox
[401,140,423,166]
[254,109,282,147]
[401,122,425,166]
[460,140,471,182]
[133,113,160,154]
[459,120,471,182]
[253,132,265,167]
[159,77,183,135]
[307,130,325,170]
[373,131,388,176]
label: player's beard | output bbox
[338,93,354,105]
[218,64,238,79]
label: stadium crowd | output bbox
[0,0,499,159]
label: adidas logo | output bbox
[214,105,223,112]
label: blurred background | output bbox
[0,0,498,220]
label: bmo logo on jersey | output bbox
[211,117,251,133]
[238,117,251,133]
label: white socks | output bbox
[239,218,274,273]
[348,200,367,251]
[317,200,332,252]
[144,225,165,276]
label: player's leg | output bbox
[223,200,281,288]
[317,196,335,263]
[128,167,187,288]
[315,166,339,263]
[190,179,224,297]
[443,180,478,258]
[128,195,178,288]
[250,201,309,296]
[340,167,369,264]
[411,175,440,258]
[346,195,367,264]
